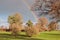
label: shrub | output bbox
[25,20,39,37]
[25,26,39,37]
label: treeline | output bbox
[7,13,58,37]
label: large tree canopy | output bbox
[31,0,60,22]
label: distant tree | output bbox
[48,21,58,31]
[26,20,33,27]
[8,16,14,24]
[39,17,48,26]
[37,17,48,31]
[35,22,42,32]
[8,13,23,24]
[8,13,23,36]
[25,20,39,37]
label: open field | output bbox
[0,31,60,40]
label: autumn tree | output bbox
[48,21,58,31]
[31,0,60,22]
[25,20,39,37]
[8,13,23,36]
[35,21,42,32]
[39,17,48,26]
[49,1,60,22]
[37,17,48,31]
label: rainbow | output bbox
[21,0,38,21]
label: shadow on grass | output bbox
[0,33,44,40]
[43,33,60,36]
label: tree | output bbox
[8,13,23,24]
[25,20,39,37]
[49,1,60,22]
[37,17,48,31]
[38,17,48,26]
[8,13,23,36]
[26,20,33,27]
[48,21,58,31]
[8,16,14,24]
[31,0,60,22]
[35,22,42,32]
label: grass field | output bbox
[0,31,60,40]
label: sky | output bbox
[0,0,36,26]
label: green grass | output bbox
[0,31,60,40]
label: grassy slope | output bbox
[0,31,60,40]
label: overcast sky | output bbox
[0,0,36,26]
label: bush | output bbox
[25,26,39,37]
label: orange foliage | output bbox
[48,21,58,31]
[38,17,48,26]
[25,26,39,37]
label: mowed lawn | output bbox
[0,31,60,40]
